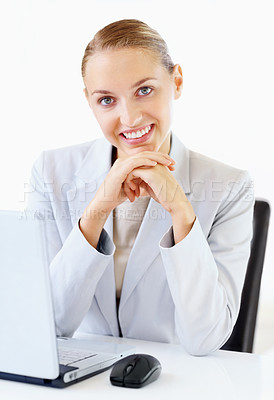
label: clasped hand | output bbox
[81,151,196,247]
[93,151,188,216]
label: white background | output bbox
[0,0,273,351]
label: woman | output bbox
[27,19,254,355]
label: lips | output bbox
[121,124,152,139]
[119,124,154,145]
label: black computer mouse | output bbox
[110,353,161,388]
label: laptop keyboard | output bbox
[58,347,97,366]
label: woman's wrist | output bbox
[82,202,111,222]
[79,201,111,249]
[170,200,196,244]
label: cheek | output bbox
[153,91,173,118]
[95,113,122,145]
[162,91,174,118]
[93,110,115,131]
[154,99,173,127]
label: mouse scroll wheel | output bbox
[125,363,135,375]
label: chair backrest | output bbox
[221,199,271,352]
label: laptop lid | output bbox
[0,210,135,387]
[0,210,61,380]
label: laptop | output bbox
[0,210,134,388]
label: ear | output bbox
[83,87,89,101]
[172,64,183,99]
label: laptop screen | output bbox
[0,211,59,379]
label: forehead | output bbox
[84,48,169,91]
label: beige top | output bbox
[113,196,150,299]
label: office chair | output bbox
[221,199,271,353]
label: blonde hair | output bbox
[81,19,175,80]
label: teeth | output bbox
[123,125,152,139]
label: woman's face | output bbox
[84,48,183,158]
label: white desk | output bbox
[1,333,274,400]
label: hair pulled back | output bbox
[81,19,175,80]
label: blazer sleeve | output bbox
[159,170,254,355]
[26,152,115,337]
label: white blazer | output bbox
[27,134,254,355]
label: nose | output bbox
[119,100,143,128]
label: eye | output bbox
[99,97,114,106]
[137,87,152,96]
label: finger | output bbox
[116,158,157,180]
[135,181,140,197]
[109,158,155,193]
[132,178,141,197]
[135,154,174,167]
[138,163,174,172]
[117,154,173,178]
[127,180,137,191]
[124,176,142,199]
[139,181,156,201]
[123,182,136,202]
[152,152,175,165]
[126,169,148,184]
[137,151,175,165]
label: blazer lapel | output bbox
[93,210,120,336]
[66,138,113,226]
[119,133,191,310]
[119,198,171,310]
[66,139,119,336]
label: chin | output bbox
[130,144,157,154]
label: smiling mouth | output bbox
[121,124,153,139]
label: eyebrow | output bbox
[131,77,157,89]
[91,77,157,96]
